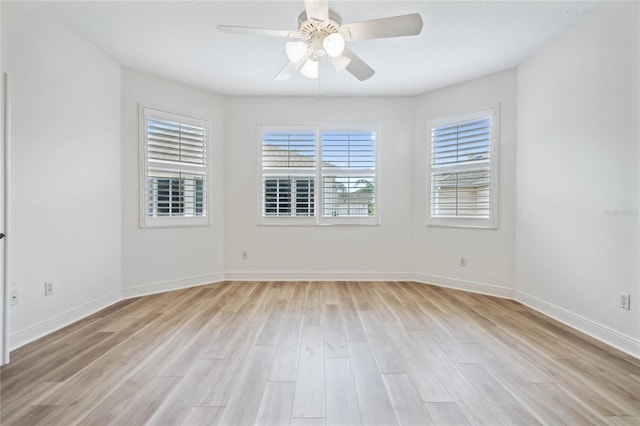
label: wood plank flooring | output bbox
[1,281,639,425]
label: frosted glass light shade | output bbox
[300,59,319,79]
[322,33,345,58]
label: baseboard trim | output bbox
[223,271,415,282]
[9,289,122,351]
[122,273,225,299]
[413,273,516,299]
[516,290,640,359]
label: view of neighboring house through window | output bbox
[261,126,377,225]
[141,106,210,227]
[428,108,498,228]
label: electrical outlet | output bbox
[242,251,248,260]
[45,281,54,296]
[9,290,18,305]
[459,257,467,267]
[619,293,630,310]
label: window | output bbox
[260,126,377,225]
[427,108,498,228]
[140,106,210,228]
[321,131,376,219]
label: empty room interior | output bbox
[1,0,639,425]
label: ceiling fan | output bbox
[217,0,423,82]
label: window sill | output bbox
[258,217,380,227]
[427,217,497,230]
[141,216,211,229]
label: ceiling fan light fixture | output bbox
[286,41,309,64]
[322,32,345,58]
[219,5,424,82]
[300,58,319,79]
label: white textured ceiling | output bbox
[39,1,598,96]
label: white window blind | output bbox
[322,175,375,217]
[262,131,316,169]
[322,131,376,170]
[261,130,316,219]
[264,177,315,217]
[321,131,376,218]
[141,107,210,227]
[147,117,207,165]
[431,170,490,217]
[431,118,491,166]
[428,109,497,228]
[260,126,377,225]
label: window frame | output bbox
[426,107,499,229]
[139,104,212,229]
[258,124,379,226]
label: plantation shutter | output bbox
[321,131,376,217]
[261,130,316,217]
[429,113,495,223]
[262,131,316,169]
[147,117,207,165]
[321,131,376,170]
[431,117,491,167]
[142,108,209,226]
[259,126,378,224]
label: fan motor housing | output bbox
[297,8,342,40]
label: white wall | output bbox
[516,2,639,355]
[121,68,225,296]
[2,2,122,348]
[224,96,415,280]
[0,2,6,364]
[413,69,518,297]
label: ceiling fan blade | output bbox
[274,61,298,81]
[341,13,423,41]
[330,55,352,74]
[304,0,329,23]
[342,48,375,81]
[217,25,300,39]
[274,49,314,81]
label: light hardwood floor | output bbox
[1,281,639,425]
